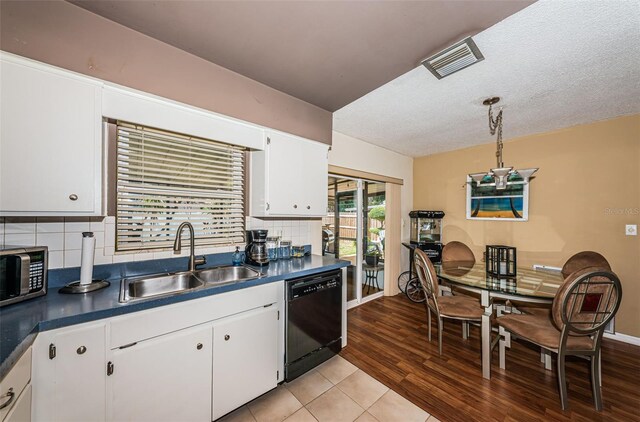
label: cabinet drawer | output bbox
[0,348,31,421]
[3,384,31,422]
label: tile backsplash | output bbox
[0,216,321,269]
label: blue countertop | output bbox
[0,253,349,379]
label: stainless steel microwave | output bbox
[0,246,48,307]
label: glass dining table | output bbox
[435,261,565,380]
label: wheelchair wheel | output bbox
[405,278,425,303]
[397,270,415,293]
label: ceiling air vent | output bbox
[421,37,484,79]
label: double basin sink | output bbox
[119,265,263,303]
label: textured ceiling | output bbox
[333,0,640,157]
[70,0,531,112]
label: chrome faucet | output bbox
[173,222,206,272]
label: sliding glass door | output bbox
[324,176,386,307]
[362,180,386,300]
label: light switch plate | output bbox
[626,224,637,236]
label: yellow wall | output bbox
[414,115,640,337]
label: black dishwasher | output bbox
[285,269,342,381]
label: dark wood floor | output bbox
[340,295,640,422]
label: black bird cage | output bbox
[486,245,517,277]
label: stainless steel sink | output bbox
[119,265,263,303]
[194,265,263,285]
[120,272,204,303]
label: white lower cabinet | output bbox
[109,324,212,422]
[30,282,284,422]
[3,384,31,422]
[32,321,106,422]
[212,306,279,420]
[0,348,32,422]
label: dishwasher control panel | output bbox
[288,270,341,299]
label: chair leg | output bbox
[439,284,452,296]
[499,327,510,370]
[557,352,569,410]
[427,309,432,342]
[599,353,602,387]
[544,350,552,371]
[592,350,603,411]
[462,321,469,340]
[438,318,443,356]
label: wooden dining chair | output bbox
[439,241,475,296]
[498,267,622,410]
[414,248,483,355]
[440,240,480,338]
[441,241,476,263]
[561,251,611,279]
[518,251,612,328]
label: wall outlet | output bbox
[626,224,637,236]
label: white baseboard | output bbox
[604,332,640,346]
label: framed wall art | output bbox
[466,174,530,221]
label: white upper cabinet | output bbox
[0,54,104,216]
[1,52,331,219]
[250,130,328,217]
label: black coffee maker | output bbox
[245,229,269,266]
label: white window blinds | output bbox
[116,122,246,252]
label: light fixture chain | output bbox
[488,104,504,168]
[471,97,537,191]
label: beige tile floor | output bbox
[218,356,440,422]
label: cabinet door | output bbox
[3,384,31,422]
[265,131,305,215]
[110,324,212,422]
[212,306,279,420]
[33,323,107,422]
[0,57,102,215]
[262,131,328,217]
[299,140,328,216]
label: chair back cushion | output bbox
[561,251,611,279]
[551,267,622,335]
[414,248,439,304]
[442,241,476,263]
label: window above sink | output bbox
[115,122,247,253]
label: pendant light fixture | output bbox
[469,97,538,190]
